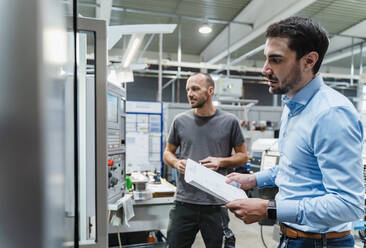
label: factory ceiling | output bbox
[69,0,366,72]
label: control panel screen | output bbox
[107,93,118,123]
[261,155,278,171]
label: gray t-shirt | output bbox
[167,109,245,205]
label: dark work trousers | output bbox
[167,201,234,248]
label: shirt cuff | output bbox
[255,170,273,188]
[276,199,298,223]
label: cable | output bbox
[260,225,268,248]
[118,226,123,248]
[108,210,123,247]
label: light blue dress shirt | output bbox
[256,75,364,233]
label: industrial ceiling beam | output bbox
[322,19,366,64]
[212,44,265,74]
[70,1,253,27]
[326,41,365,57]
[215,33,365,72]
[323,43,366,65]
[137,34,155,62]
[138,58,359,80]
[202,0,317,64]
[134,68,359,90]
[211,22,366,70]
[329,33,366,40]
[110,6,253,27]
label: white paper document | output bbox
[184,159,247,202]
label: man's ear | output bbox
[208,86,214,96]
[303,51,319,72]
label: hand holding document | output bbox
[184,159,247,202]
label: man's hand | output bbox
[199,156,222,171]
[226,198,269,224]
[174,159,187,174]
[226,172,257,190]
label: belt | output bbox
[175,201,223,209]
[280,224,350,240]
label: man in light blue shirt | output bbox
[226,16,364,247]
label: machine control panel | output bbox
[107,83,126,203]
[107,153,126,202]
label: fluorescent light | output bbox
[122,33,144,68]
[199,24,212,34]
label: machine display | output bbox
[107,82,127,203]
[107,94,118,124]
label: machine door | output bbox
[64,17,107,248]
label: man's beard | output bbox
[269,64,302,95]
[189,95,208,108]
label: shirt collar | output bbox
[282,75,323,115]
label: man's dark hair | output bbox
[266,16,329,74]
[190,72,215,88]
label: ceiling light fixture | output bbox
[199,23,212,34]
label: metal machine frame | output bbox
[67,17,108,248]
